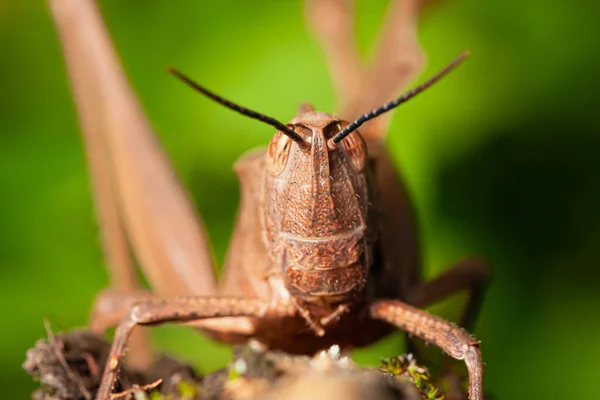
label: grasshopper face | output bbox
[264,105,375,304]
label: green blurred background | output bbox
[2,0,600,398]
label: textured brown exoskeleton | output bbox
[48,0,490,399]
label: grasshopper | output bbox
[48,0,489,399]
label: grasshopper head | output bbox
[264,103,375,304]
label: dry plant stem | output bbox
[370,300,483,400]
[96,298,268,399]
[44,321,92,400]
[24,330,205,400]
[110,379,162,399]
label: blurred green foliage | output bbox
[2,0,600,399]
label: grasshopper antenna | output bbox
[168,67,308,149]
[329,51,470,147]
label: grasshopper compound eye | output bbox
[339,130,367,171]
[267,131,293,176]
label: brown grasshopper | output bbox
[48,0,489,399]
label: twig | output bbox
[110,379,163,399]
[82,352,100,378]
[43,319,92,400]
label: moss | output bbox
[380,354,446,400]
[177,379,199,399]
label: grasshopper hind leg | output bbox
[50,0,219,369]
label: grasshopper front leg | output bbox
[407,258,490,332]
[407,258,490,399]
[95,297,273,400]
[370,300,484,400]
